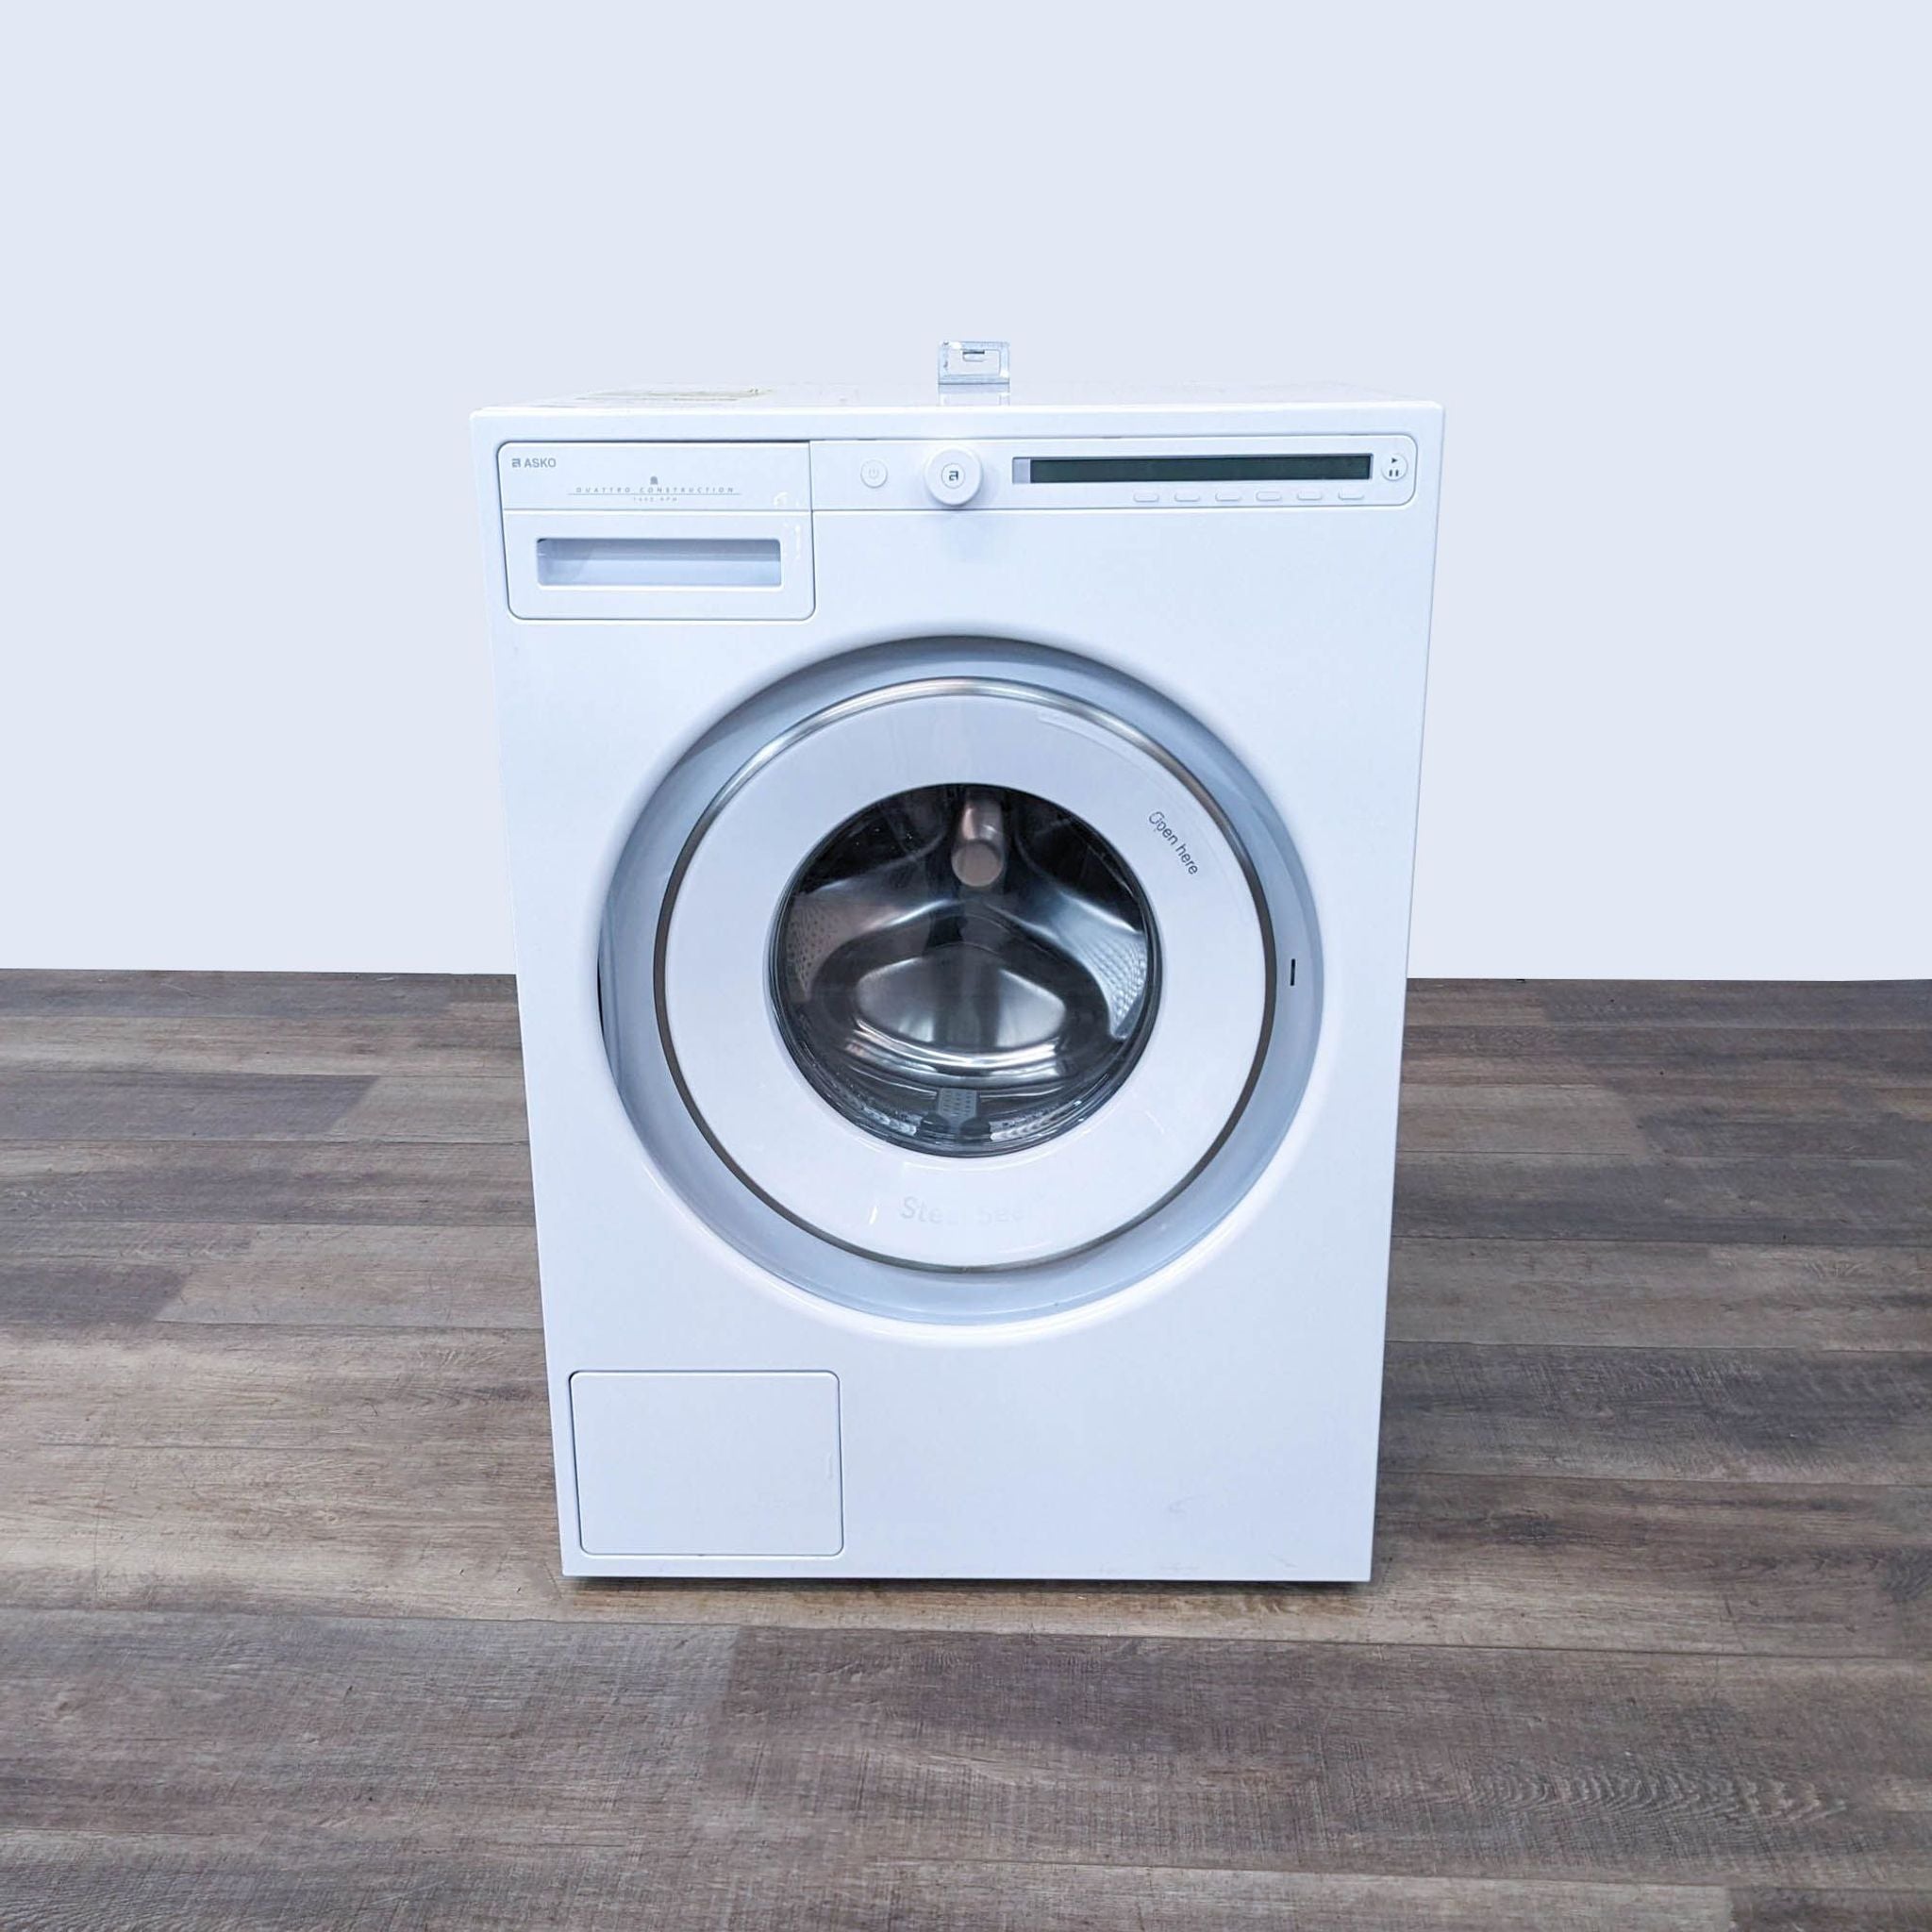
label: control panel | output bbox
[491,434,1420,620]
[812,436,1418,510]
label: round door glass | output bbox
[772,785,1159,1157]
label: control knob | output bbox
[924,447,983,507]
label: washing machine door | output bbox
[657,678,1271,1269]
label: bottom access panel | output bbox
[569,1370,843,1557]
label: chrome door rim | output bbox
[600,638,1323,1324]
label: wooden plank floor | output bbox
[1,972,1927,1931]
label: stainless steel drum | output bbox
[773,784,1158,1156]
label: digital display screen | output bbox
[1020,453,1374,485]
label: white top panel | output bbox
[530,377,1412,410]
[475,378,1440,447]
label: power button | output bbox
[1380,451,1409,482]
[858,458,889,489]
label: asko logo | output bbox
[507,456,558,470]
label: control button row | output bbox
[1124,486,1375,506]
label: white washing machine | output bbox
[473,345,1441,1581]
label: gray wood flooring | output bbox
[1,972,1927,1929]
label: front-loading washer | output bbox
[474,346,1441,1579]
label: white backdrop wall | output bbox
[5,3,1927,977]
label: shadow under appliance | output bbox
[474,345,1441,1579]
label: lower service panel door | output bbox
[658,681,1269,1269]
[572,1372,842,1559]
